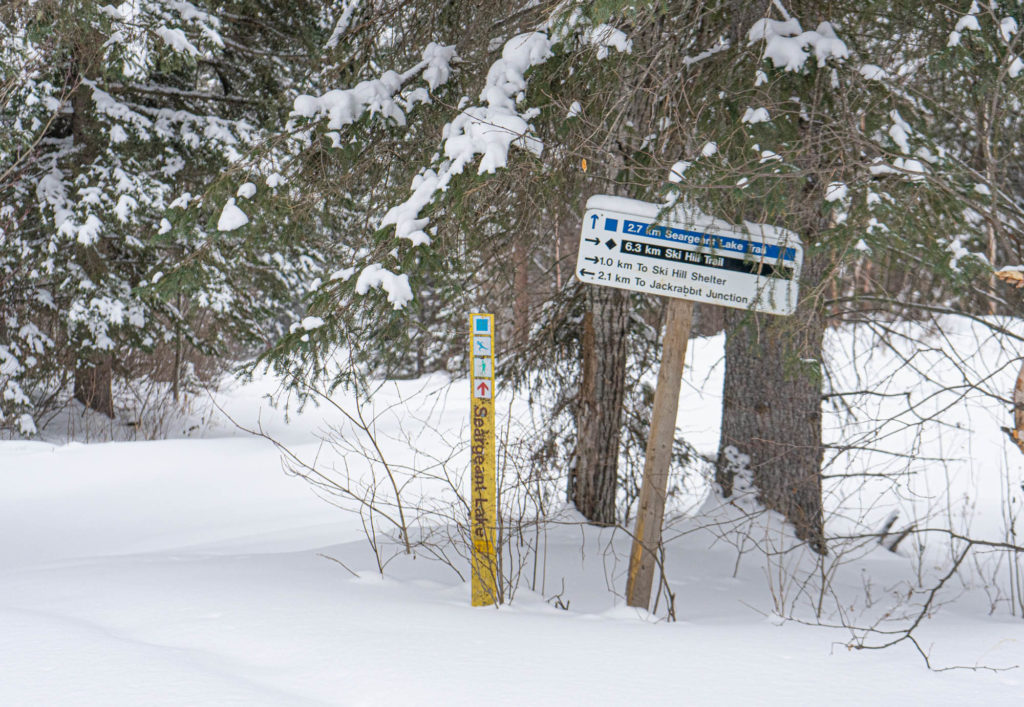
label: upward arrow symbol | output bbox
[476,380,490,396]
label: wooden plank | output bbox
[625,298,694,609]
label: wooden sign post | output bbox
[625,298,693,608]
[469,313,498,606]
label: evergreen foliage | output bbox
[0,0,323,431]
[2,0,1022,534]
[252,0,1024,521]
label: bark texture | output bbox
[571,284,630,525]
[512,234,529,350]
[74,357,114,418]
[717,257,827,552]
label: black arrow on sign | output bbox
[585,236,600,245]
[584,256,599,264]
[579,268,595,277]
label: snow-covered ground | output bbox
[3,319,1023,705]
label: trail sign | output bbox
[575,195,803,315]
[574,196,803,611]
[468,313,498,606]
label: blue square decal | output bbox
[474,317,490,334]
[604,218,618,232]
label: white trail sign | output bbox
[575,195,802,316]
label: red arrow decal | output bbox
[476,381,489,396]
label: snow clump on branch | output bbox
[155,26,199,56]
[291,42,457,129]
[355,14,635,310]
[741,107,770,124]
[355,16,632,310]
[581,24,632,59]
[747,17,848,72]
[354,264,413,309]
[217,198,248,231]
[447,31,551,174]
[367,32,554,309]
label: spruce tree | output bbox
[0,0,323,431]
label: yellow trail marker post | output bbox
[469,313,499,606]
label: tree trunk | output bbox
[717,257,827,553]
[74,357,114,418]
[571,285,630,525]
[69,34,115,417]
[513,234,529,350]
